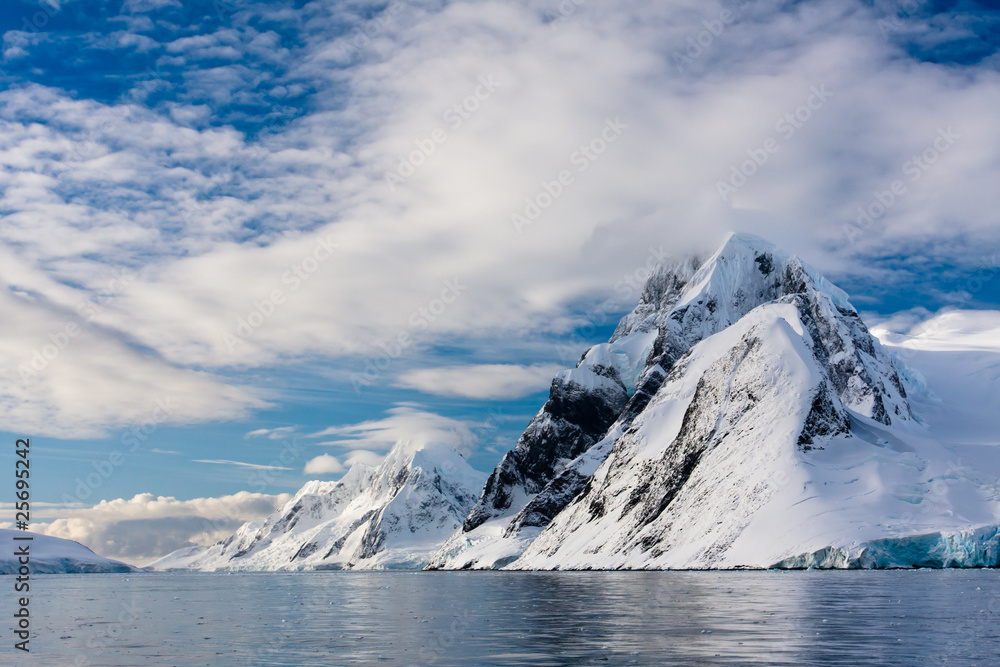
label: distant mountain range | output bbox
[151,441,485,571]
[151,233,1000,571]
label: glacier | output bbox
[0,529,138,574]
[775,526,1000,569]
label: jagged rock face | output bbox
[512,303,856,569]
[151,231,996,571]
[220,467,376,561]
[611,256,702,343]
[620,246,909,426]
[463,368,628,531]
[461,258,713,535]
[150,442,485,572]
[460,267,705,535]
[352,447,483,562]
[504,364,669,535]
[510,274,920,570]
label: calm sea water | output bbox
[6,570,999,666]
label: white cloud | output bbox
[1,0,999,439]
[309,447,386,468]
[342,449,386,468]
[867,306,937,335]
[303,453,345,475]
[193,459,293,471]
[310,405,482,456]
[244,426,297,439]
[0,261,266,438]
[395,363,562,399]
[120,0,182,12]
[31,491,290,565]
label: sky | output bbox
[1,0,999,564]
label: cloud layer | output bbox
[394,363,563,399]
[309,404,484,458]
[2,0,999,440]
[20,491,291,565]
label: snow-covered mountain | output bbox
[0,529,138,574]
[154,233,1000,571]
[151,440,485,571]
[431,232,1000,570]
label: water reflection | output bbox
[15,570,1000,666]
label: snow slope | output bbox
[151,440,485,571]
[0,529,137,574]
[874,308,1000,448]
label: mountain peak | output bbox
[436,232,914,570]
[719,230,779,252]
[153,438,485,571]
[616,231,856,345]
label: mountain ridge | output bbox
[153,232,1000,571]
[430,231,916,569]
[150,440,484,571]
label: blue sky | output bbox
[1,0,1000,562]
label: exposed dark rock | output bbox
[291,541,320,561]
[503,365,669,535]
[463,371,628,531]
[798,381,851,451]
[754,252,774,275]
